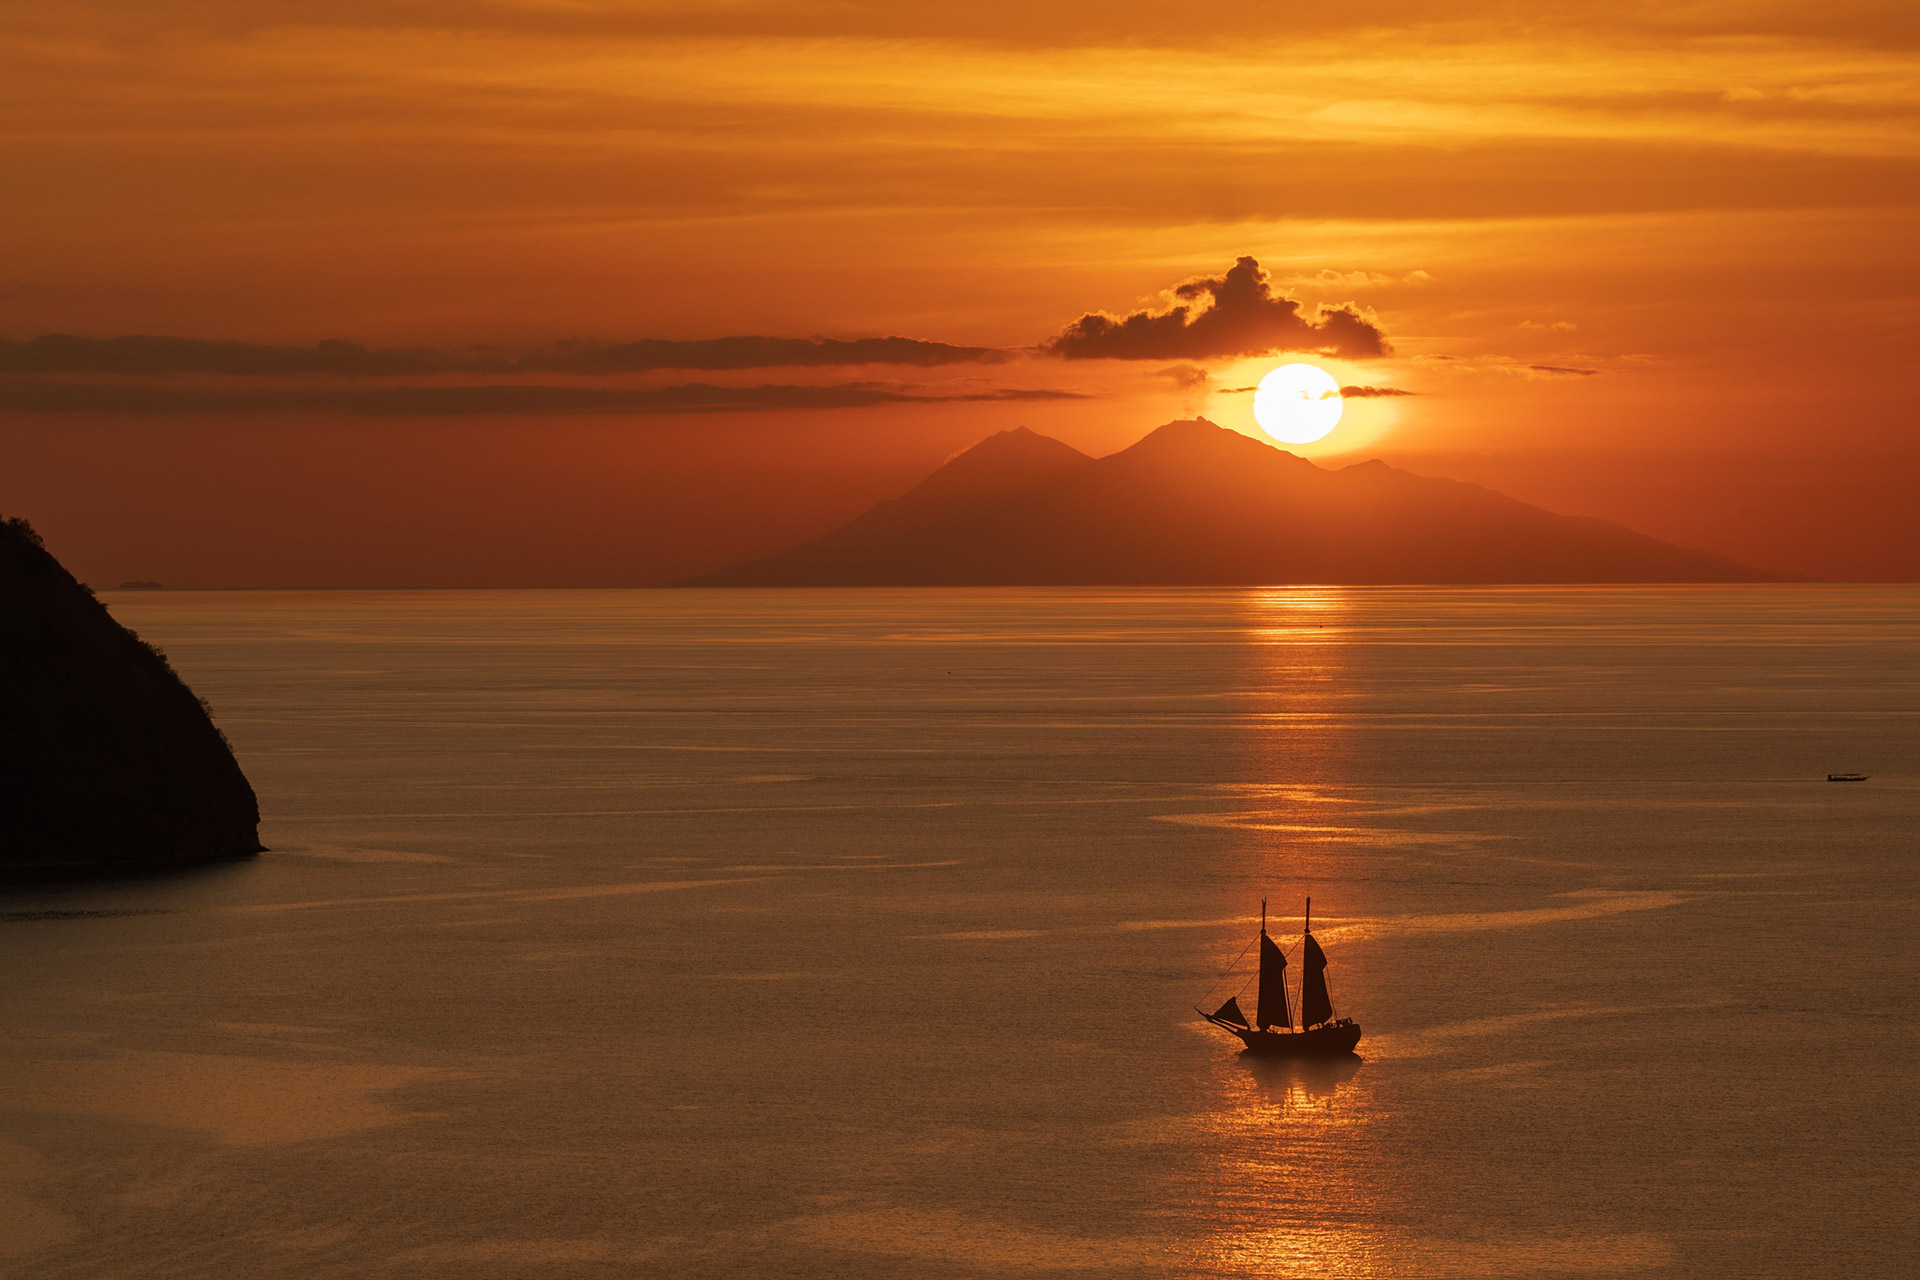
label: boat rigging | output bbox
[1198,897,1361,1057]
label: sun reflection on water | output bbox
[1182,590,1396,1276]
[1186,1054,1385,1277]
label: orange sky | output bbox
[1,1,1915,583]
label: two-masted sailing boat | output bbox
[1199,898,1362,1057]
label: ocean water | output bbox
[1,587,1915,1279]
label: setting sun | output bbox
[1253,363,1344,445]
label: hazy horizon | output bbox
[22,417,1903,589]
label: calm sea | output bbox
[2,588,1915,1279]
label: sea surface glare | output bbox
[1,587,1915,1279]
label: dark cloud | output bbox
[1527,364,1601,377]
[0,333,1004,377]
[0,381,1081,416]
[1042,257,1390,361]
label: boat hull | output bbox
[1232,1021,1361,1058]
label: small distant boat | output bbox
[1198,898,1361,1057]
[1828,773,1869,782]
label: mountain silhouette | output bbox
[679,419,1782,585]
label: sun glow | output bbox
[1252,364,1343,445]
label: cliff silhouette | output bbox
[0,518,261,878]
[681,419,1783,585]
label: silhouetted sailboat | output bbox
[1198,898,1362,1057]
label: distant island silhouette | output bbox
[679,419,1784,586]
[0,517,261,878]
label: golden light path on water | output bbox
[1191,587,1382,1276]
[1172,588,1683,1278]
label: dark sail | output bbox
[1256,931,1291,1031]
[1211,996,1250,1029]
[1300,932,1333,1028]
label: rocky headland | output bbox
[0,517,261,878]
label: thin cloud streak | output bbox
[1218,384,1414,396]
[527,336,1005,373]
[16,0,1919,48]
[0,334,1004,377]
[0,381,1086,416]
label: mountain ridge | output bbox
[679,419,1786,586]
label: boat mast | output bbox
[1301,895,1337,1026]
[1254,897,1296,1033]
[1262,896,1274,1031]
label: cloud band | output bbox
[0,381,1083,416]
[0,334,1004,377]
